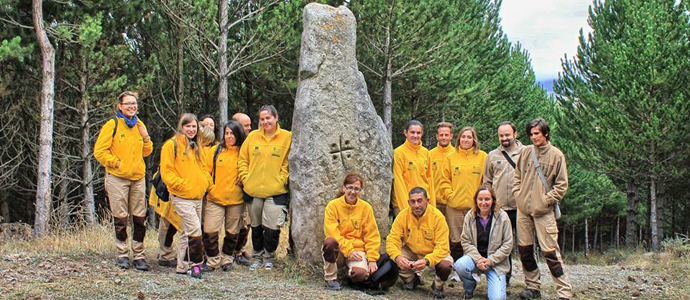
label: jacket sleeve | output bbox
[512,148,524,198]
[362,206,381,262]
[140,121,153,158]
[426,155,436,207]
[279,133,292,187]
[546,153,569,205]
[324,204,355,258]
[204,146,216,175]
[424,214,450,266]
[93,119,120,168]
[460,212,482,262]
[385,214,405,262]
[482,153,494,186]
[488,212,514,266]
[160,140,185,192]
[477,152,487,187]
[392,151,408,210]
[238,137,250,182]
[438,156,453,203]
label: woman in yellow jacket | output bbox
[202,120,247,271]
[439,126,487,262]
[94,91,152,271]
[238,105,292,271]
[160,113,213,278]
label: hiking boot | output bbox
[190,265,202,279]
[221,263,234,272]
[431,282,445,299]
[263,259,274,270]
[249,258,262,271]
[325,280,342,291]
[519,289,541,299]
[200,263,214,273]
[132,259,150,271]
[116,257,130,269]
[402,275,422,291]
[235,253,251,266]
[157,259,177,268]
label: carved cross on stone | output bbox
[329,135,354,167]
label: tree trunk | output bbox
[584,218,589,257]
[382,20,392,139]
[650,177,659,250]
[0,193,9,222]
[657,188,664,243]
[625,177,638,247]
[571,224,575,253]
[80,54,95,225]
[615,217,620,248]
[593,218,599,252]
[33,0,56,236]
[218,0,229,124]
[562,224,566,252]
[176,26,185,115]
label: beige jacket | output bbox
[512,143,568,217]
[460,209,513,275]
[482,141,523,210]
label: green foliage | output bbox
[0,36,33,62]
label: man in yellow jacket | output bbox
[392,120,435,216]
[94,91,152,271]
[386,187,453,299]
[429,122,455,217]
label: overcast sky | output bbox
[499,0,594,82]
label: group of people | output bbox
[94,90,571,300]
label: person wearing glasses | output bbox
[322,173,382,290]
[94,91,153,271]
[386,187,453,299]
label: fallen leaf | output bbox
[138,291,145,299]
[628,276,636,282]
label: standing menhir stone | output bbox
[289,3,393,263]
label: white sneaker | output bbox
[249,259,262,271]
[472,273,482,283]
[450,271,461,282]
[264,259,274,270]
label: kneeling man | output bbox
[386,186,453,299]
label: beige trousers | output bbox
[157,217,177,262]
[249,197,286,230]
[172,196,202,273]
[203,202,244,268]
[105,173,146,260]
[436,203,448,220]
[323,250,370,281]
[517,210,572,299]
[446,207,470,243]
[398,245,454,289]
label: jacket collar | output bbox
[404,139,421,151]
[499,139,524,154]
[436,143,453,154]
[259,123,283,141]
[456,147,475,156]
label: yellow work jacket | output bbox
[94,117,153,181]
[160,135,212,200]
[205,145,243,206]
[238,125,292,198]
[392,140,435,210]
[323,196,381,262]
[386,206,450,267]
[439,148,487,210]
[429,144,455,206]
[148,186,182,231]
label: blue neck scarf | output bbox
[117,110,138,128]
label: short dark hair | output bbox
[497,121,516,133]
[259,105,278,118]
[405,120,423,131]
[409,186,428,199]
[526,118,550,141]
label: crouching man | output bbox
[386,186,453,299]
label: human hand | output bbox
[235,177,243,187]
[476,258,490,271]
[368,261,378,274]
[412,259,427,271]
[395,256,412,271]
[136,123,149,140]
[349,252,363,261]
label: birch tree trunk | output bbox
[218,0,229,124]
[80,54,95,225]
[584,218,589,257]
[650,176,659,250]
[33,0,56,236]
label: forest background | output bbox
[1,0,689,255]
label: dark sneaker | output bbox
[402,275,422,291]
[132,259,150,271]
[116,257,130,269]
[221,263,234,272]
[463,290,474,299]
[200,263,214,273]
[519,289,541,299]
[235,253,251,266]
[157,259,177,268]
[190,265,202,279]
[325,280,342,291]
[431,282,445,299]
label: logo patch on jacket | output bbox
[454,166,461,175]
[424,230,433,240]
[407,161,415,170]
[252,146,260,156]
[352,219,360,230]
[271,147,281,157]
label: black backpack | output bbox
[152,139,177,202]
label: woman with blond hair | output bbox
[438,126,488,263]
[160,113,213,278]
[94,91,152,271]
[455,185,513,300]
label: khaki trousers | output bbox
[172,196,202,273]
[203,202,244,268]
[398,245,454,289]
[446,207,470,243]
[105,173,146,260]
[517,210,572,299]
[157,217,177,262]
[323,250,369,281]
[249,197,286,230]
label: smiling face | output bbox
[529,127,547,147]
[183,120,198,140]
[436,127,453,147]
[202,118,215,132]
[342,180,362,204]
[498,124,516,148]
[224,126,236,147]
[404,125,423,145]
[408,192,429,218]
[476,189,494,216]
[117,95,138,118]
[259,110,278,134]
[459,129,474,150]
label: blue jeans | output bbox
[454,255,506,300]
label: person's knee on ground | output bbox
[435,260,452,281]
[349,267,369,283]
[454,255,475,278]
[322,237,339,263]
